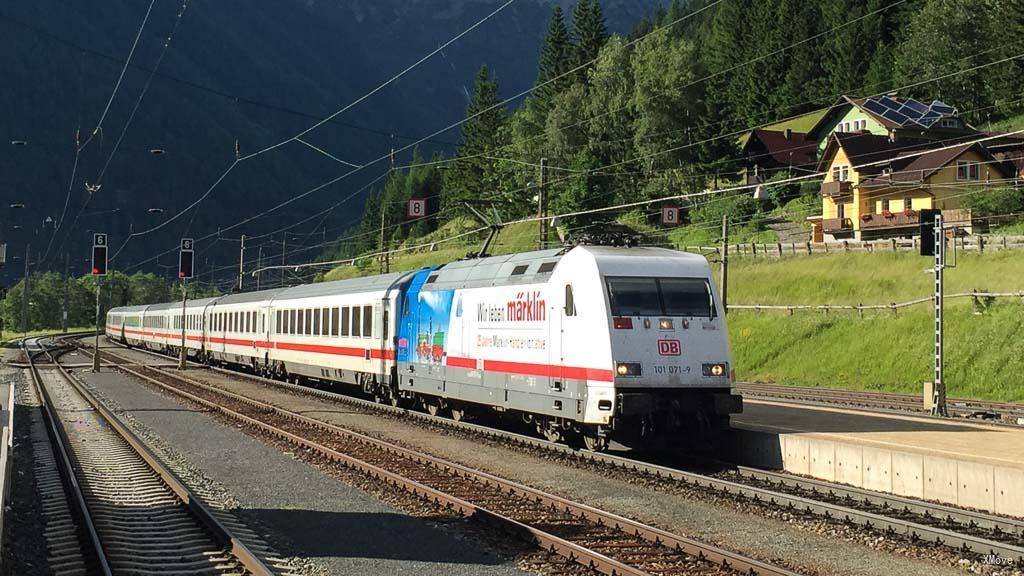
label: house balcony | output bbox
[859,210,920,231]
[820,180,853,200]
[860,208,970,233]
[822,217,853,234]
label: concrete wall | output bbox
[727,428,1024,518]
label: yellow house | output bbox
[812,132,1010,240]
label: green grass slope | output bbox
[723,251,1024,402]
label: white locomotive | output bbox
[107,246,742,451]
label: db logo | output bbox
[657,339,681,356]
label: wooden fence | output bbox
[729,290,1024,316]
[681,235,1024,258]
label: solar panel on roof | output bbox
[878,95,902,109]
[882,108,911,125]
[902,99,929,115]
[931,101,955,114]
[918,111,942,127]
[863,98,889,116]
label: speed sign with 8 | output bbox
[661,207,680,226]
[407,199,426,218]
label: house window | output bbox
[957,160,980,181]
[832,165,850,182]
[837,203,845,220]
[904,197,913,211]
[940,118,958,128]
[881,198,890,213]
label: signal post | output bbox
[179,239,194,370]
[91,233,108,372]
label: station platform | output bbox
[726,399,1024,517]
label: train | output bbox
[106,245,742,451]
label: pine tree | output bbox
[572,0,608,70]
[442,66,509,218]
[534,6,572,114]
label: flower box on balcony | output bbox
[861,214,873,222]
[882,210,894,219]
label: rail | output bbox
[84,338,1024,563]
[90,344,803,576]
[28,340,276,575]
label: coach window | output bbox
[351,306,362,338]
[245,312,250,333]
[303,309,311,335]
[313,309,321,335]
[321,309,329,336]
[276,311,282,334]
[341,307,350,337]
[289,310,297,334]
[331,308,340,336]
[362,305,373,338]
[564,284,577,316]
[295,309,302,335]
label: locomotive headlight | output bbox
[615,362,641,377]
[702,363,728,377]
[658,319,673,330]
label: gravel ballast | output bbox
[72,364,530,576]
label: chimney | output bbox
[784,128,793,141]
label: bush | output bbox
[962,187,1024,217]
[689,191,761,227]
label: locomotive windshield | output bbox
[606,277,714,318]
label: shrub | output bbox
[962,187,1024,217]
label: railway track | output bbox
[83,338,1024,565]
[24,340,282,576]
[735,381,1024,426]
[82,342,802,576]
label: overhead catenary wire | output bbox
[45,0,192,268]
[116,0,520,254]
[131,33,1024,275]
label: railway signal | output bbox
[179,238,194,279]
[91,233,108,276]
[919,208,939,256]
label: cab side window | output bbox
[564,284,577,317]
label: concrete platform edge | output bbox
[726,428,1024,518]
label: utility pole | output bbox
[538,157,547,249]
[720,215,729,315]
[256,245,263,291]
[932,212,947,416]
[61,252,69,333]
[379,193,389,274]
[237,234,246,292]
[92,277,101,372]
[280,234,286,288]
[21,244,30,336]
[179,279,187,370]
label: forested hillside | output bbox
[332,0,1023,264]
[0,0,653,288]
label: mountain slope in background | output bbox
[0,0,659,283]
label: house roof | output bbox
[859,142,1009,187]
[816,132,930,173]
[808,94,970,137]
[744,129,818,166]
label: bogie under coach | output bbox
[107,246,742,451]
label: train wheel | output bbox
[450,406,466,422]
[424,398,442,417]
[582,434,609,452]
